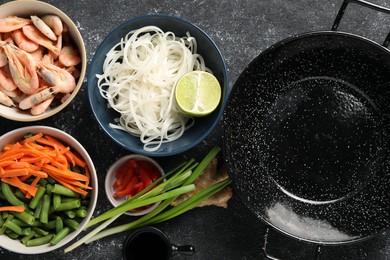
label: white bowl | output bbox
[105,154,164,216]
[0,126,97,254]
[0,0,87,121]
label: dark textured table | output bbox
[0,0,390,259]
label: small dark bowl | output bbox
[88,14,228,157]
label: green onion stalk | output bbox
[64,146,231,253]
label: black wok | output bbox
[223,0,390,252]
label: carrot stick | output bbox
[49,174,88,196]
[0,161,19,167]
[1,168,29,177]
[51,159,69,170]
[2,142,22,152]
[65,152,76,166]
[42,164,88,182]
[27,168,48,178]
[1,177,38,197]
[36,135,67,152]
[84,166,90,187]
[21,133,43,144]
[0,205,25,212]
[7,161,31,169]
[0,152,25,162]
[0,132,92,198]
[65,152,86,167]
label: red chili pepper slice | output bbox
[114,176,138,197]
[138,168,152,188]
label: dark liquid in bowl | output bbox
[124,232,169,260]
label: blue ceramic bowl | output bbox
[88,14,228,156]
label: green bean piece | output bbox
[39,178,48,186]
[4,218,22,235]
[0,225,7,235]
[2,211,9,219]
[5,219,30,235]
[50,227,71,245]
[14,189,28,202]
[21,230,36,245]
[24,207,34,215]
[32,227,49,236]
[55,216,63,234]
[46,176,56,184]
[34,199,43,218]
[56,199,81,211]
[61,197,80,203]
[11,218,29,227]
[31,219,41,227]
[0,216,4,226]
[70,165,84,174]
[1,182,24,206]
[21,227,32,236]
[26,234,54,247]
[51,184,79,198]
[0,189,7,200]
[64,210,76,219]
[46,184,53,195]
[29,186,46,209]
[41,220,56,230]
[75,208,87,218]
[6,230,19,239]
[23,132,33,139]
[40,194,50,224]
[12,211,35,225]
[64,218,79,230]
[52,193,61,211]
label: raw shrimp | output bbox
[37,62,76,93]
[66,66,81,79]
[41,15,63,36]
[30,15,57,41]
[0,16,32,33]
[18,86,57,110]
[42,51,54,65]
[0,67,17,91]
[0,89,15,107]
[0,15,81,115]
[59,45,81,67]
[0,47,7,67]
[31,95,54,115]
[29,45,45,63]
[1,42,39,94]
[22,25,60,55]
[11,29,39,52]
[53,34,62,59]
[0,87,19,99]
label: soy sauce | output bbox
[124,231,170,260]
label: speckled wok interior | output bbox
[223,31,390,245]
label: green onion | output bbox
[64,146,230,253]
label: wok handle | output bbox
[262,226,322,260]
[331,0,390,47]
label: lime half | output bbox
[175,71,221,117]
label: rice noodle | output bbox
[96,26,209,152]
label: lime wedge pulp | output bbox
[175,71,221,117]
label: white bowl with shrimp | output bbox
[0,125,97,254]
[88,14,228,156]
[0,0,86,121]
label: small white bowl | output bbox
[0,0,87,121]
[0,126,98,254]
[105,154,164,216]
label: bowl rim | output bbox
[0,0,87,122]
[104,154,165,216]
[0,125,97,254]
[88,14,229,157]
